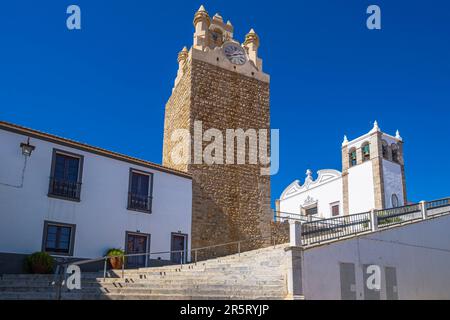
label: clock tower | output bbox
[162,5,272,255]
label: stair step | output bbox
[0,291,285,300]
[0,244,290,300]
[0,283,285,292]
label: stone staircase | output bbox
[0,244,290,300]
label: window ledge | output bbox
[127,207,152,214]
[47,193,81,203]
[45,251,73,257]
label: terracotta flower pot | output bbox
[109,256,123,269]
[32,263,51,274]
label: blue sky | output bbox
[1,1,449,205]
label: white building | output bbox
[0,121,192,273]
[278,121,407,219]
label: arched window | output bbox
[391,194,399,208]
[391,143,399,163]
[210,28,224,46]
[349,148,357,167]
[382,140,389,159]
[362,142,370,162]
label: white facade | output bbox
[279,170,343,219]
[0,122,192,268]
[278,122,406,219]
[382,159,405,208]
[300,213,450,299]
[347,161,375,214]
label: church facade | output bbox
[278,122,407,219]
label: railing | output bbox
[376,203,422,228]
[48,177,81,200]
[275,211,325,223]
[127,193,152,212]
[51,198,450,298]
[282,197,450,246]
[426,197,450,210]
[54,234,281,285]
[301,211,371,245]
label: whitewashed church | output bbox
[277,121,407,219]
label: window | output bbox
[211,29,223,46]
[391,194,399,208]
[349,148,357,167]
[362,143,370,162]
[382,140,389,159]
[49,150,83,201]
[42,221,75,256]
[305,205,318,216]
[128,169,153,213]
[331,203,340,216]
[391,144,399,163]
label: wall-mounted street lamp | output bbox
[20,138,35,157]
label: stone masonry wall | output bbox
[162,62,192,173]
[163,58,273,255]
[270,221,290,245]
[341,145,350,215]
[370,132,385,209]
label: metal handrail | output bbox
[55,199,450,277]
[426,197,450,210]
[376,203,421,216]
[56,199,450,275]
[274,215,305,222]
[56,233,280,282]
[274,211,326,222]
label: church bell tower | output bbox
[162,5,272,253]
[341,121,407,215]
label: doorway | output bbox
[171,233,188,264]
[125,232,150,268]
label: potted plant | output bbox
[106,248,125,269]
[24,252,55,274]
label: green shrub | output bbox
[24,252,55,274]
[379,217,403,225]
[105,248,125,269]
[105,248,124,257]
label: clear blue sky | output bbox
[1,1,449,205]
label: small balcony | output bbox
[48,177,81,201]
[128,192,152,213]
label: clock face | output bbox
[223,44,247,65]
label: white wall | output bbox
[346,133,371,150]
[280,178,343,219]
[381,133,398,146]
[348,161,374,213]
[0,129,192,261]
[382,159,404,208]
[301,214,450,299]
[279,170,343,219]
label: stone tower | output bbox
[162,6,273,253]
[341,121,407,215]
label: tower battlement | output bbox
[174,6,269,89]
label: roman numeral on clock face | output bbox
[224,43,247,65]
